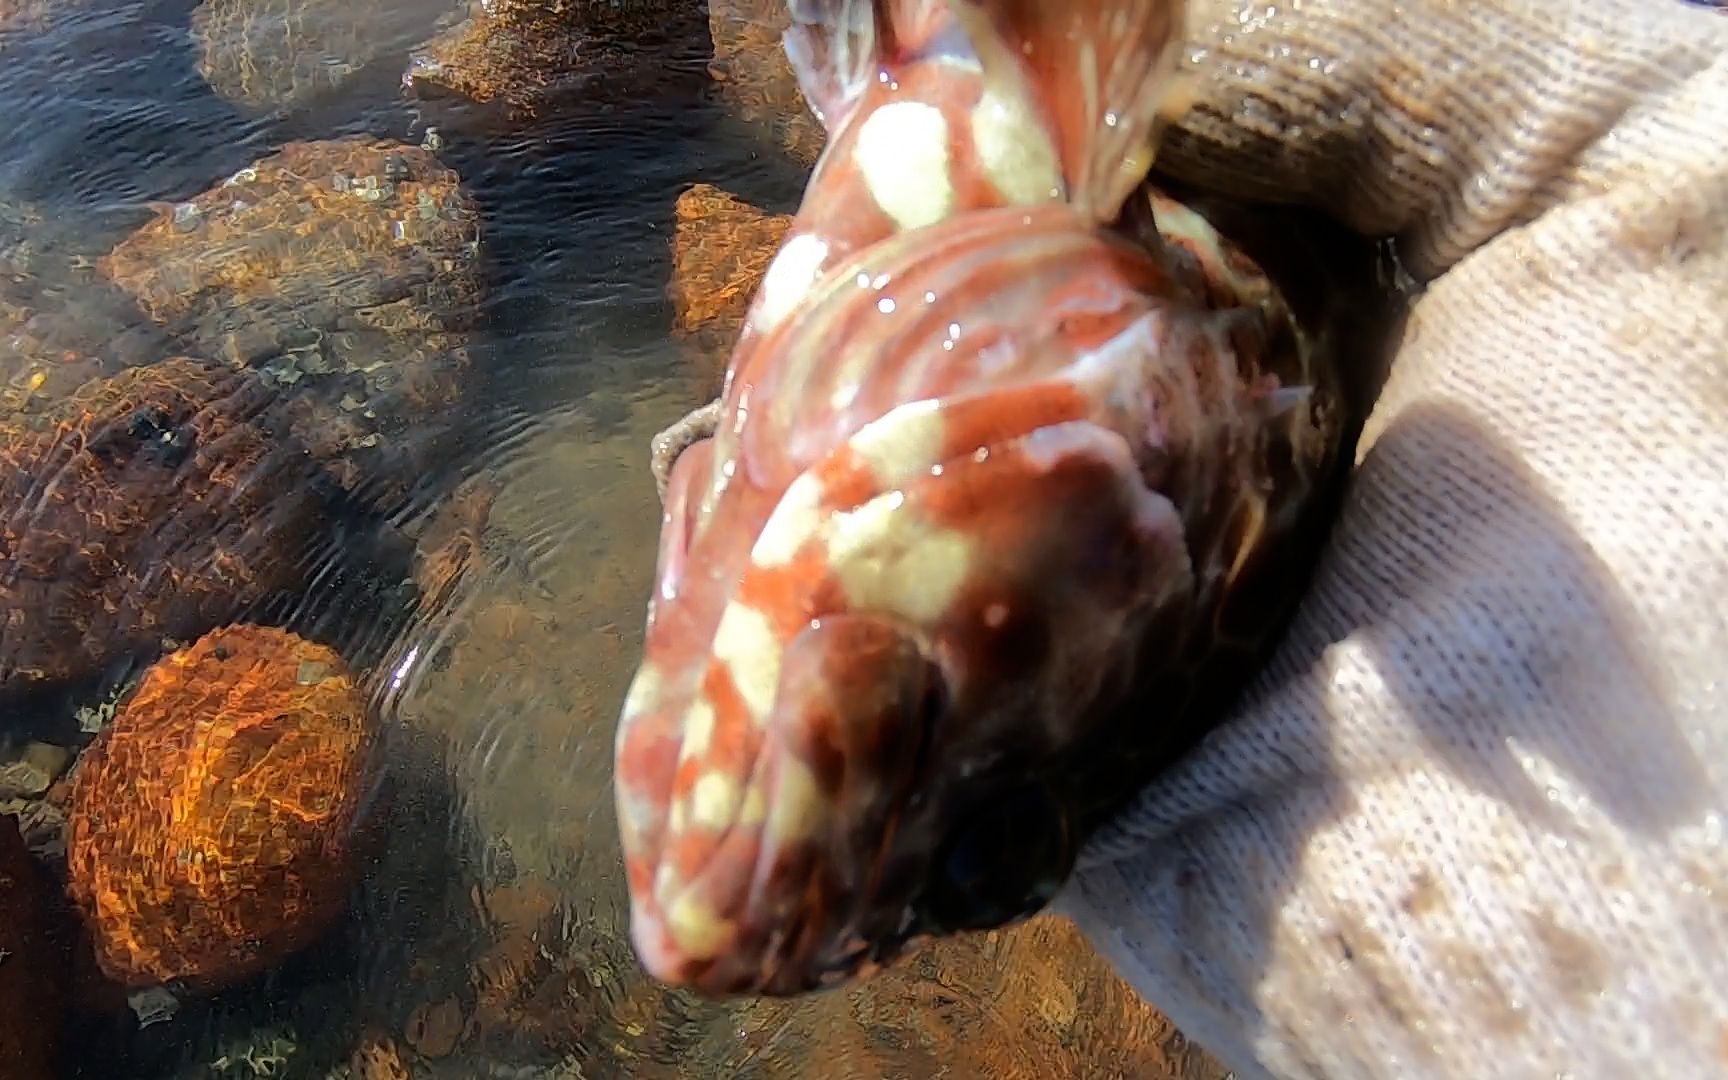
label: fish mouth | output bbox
[631,612,949,998]
[631,770,1077,998]
[625,599,1079,998]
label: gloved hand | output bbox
[1057,2,1728,1078]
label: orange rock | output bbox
[351,1029,412,1080]
[708,0,826,166]
[0,360,327,696]
[404,0,704,118]
[66,625,376,992]
[98,137,483,506]
[668,183,792,395]
[0,816,64,1080]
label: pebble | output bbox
[0,742,71,799]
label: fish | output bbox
[614,0,1346,997]
[709,0,1191,422]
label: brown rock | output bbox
[404,995,465,1059]
[404,0,704,118]
[872,916,1229,1079]
[409,474,499,616]
[0,359,327,696]
[668,183,792,395]
[1,201,170,419]
[0,815,64,1080]
[0,0,50,38]
[351,1030,412,1080]
[66,625,376,992]
[708,0,825,166]
[466,881,573,1045]
[99,137,483,505]
[190,0,464,110]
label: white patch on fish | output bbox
[751,471,828,568]
[825,491,974,626]
[970,86,1065,206]
[711,602,784,725]
[848,397,948,487]
[689,770,744,830]
[752,232,831,334]
[854,100,956,230]
[666,891,731,958]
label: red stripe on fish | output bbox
[741,0,1189,349]
[614,0,1345,999]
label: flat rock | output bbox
[404,0,705,120]
[190,0,464,111]
[99,137,484,505]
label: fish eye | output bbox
[919,780,1073,933]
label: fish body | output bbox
[720,0,1188,390]
[615,0,1343,997]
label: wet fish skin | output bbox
[612,0,1336,998]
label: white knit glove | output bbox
[1058,2,1728,1077]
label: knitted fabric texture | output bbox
[1061,1,1728,1077]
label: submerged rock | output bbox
[0,359,328,697]
[190,0,464,111]
[1,198,170,418]
[707,0,825,166]
[67,624,376,992]
[99,137,484,506]
[668,182,791,396]
[403,0,705,119]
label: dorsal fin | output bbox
[786,1,1190,221]
[783,0,876,133]
[954,0,1191,221]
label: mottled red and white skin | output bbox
[615,0,1343,997]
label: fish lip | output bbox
[632,774,944,999]
[628,618,951,998]
[648,832,937,998]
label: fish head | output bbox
[619,339,1195,994]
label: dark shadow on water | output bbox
[0,0,270,219]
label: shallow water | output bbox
[0,2,1230,1078]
